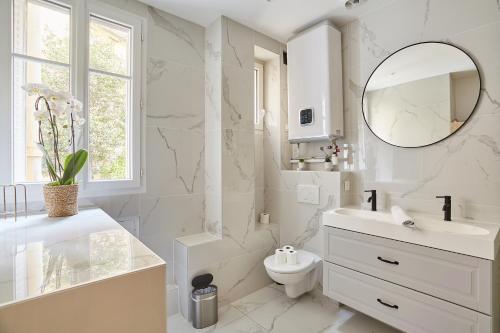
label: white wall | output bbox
[452,71,481,121]
[271,0,500,264]
[365,73,452,147]
[89,0,206,284]
[343,0,500,221]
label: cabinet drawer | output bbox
[324,262,492,333]
[324,227,492,314]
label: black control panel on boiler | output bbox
[300,108,313,125]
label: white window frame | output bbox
[0,0,146,202]
[254,62,264,130]
[83,0,145,196]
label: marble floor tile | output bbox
[320,308,401,333]
[167,283,401,333]
[168,305,245,333]
[245,291,340,333]
[231,285,285,314]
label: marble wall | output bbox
[29,0,499,318]
[365,74,452,147]
[261,34,350,256]
[90,0,206,285]
[270,171,350,256]
[272,0,500,265]
[344,0,500,222]
[174,17,286,320]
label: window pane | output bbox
[89,16,131,76]
[13,0,70,64]
[254,68,259,125]
[88,72,130,181]
[13,58,70,183]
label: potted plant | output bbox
[23,83,88,217]
[298,158,306,171]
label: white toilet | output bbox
[264,249,321,298]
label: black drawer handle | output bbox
[377,298,399,309]
[377,256,399,265]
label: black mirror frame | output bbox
[361,41,482,149]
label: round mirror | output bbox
[362,42,481,148]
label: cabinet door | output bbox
[324,227,492,313]
[324,262,492,333]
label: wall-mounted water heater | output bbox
[287,21,343,143]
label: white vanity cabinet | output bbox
[323,226,500,333]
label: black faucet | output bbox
[436,195,452,221]
[365,190,377,211]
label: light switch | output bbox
[297,185,320,205]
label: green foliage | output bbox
[60,150,88,185]
[40,24,128,181]
[88,23,128,180]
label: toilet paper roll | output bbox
[286,250,298,265]
[282,245,294,252]
[260,213,270,224]
[274,249,287,265]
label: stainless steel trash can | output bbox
[191,285,218,329]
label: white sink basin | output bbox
[418,220,489,235]
[334,208,490,236]
[324,207,500,260]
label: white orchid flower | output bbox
[47,99,69,119]
[45,90,69,104]
[33,109,49,121]
[53,107,68,119]
[22,83,49,96]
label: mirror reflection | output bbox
[362,42,481,148]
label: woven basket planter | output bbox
[43,184,79,217]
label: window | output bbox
[12,0,71,183]
[254,62,264,129]
[3,0,145,199]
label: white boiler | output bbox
[287,21,343,143]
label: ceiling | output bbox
[138,0,396,42]
[366,43,478,91]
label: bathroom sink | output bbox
[323,207,500,260]
[416,220,489,235]
[333,208,489,235]
[333,208,393,223]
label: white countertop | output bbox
[323,207,500,260]
[0,208,164,308]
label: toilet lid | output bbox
[264,250,319,274]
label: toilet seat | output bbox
[264,250,319,274]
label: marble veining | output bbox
[225,22,243,68]
[333,1,500,223]
[157,127,204,194]
[0,209,164,308]
[222,70,244,123]
[359,22,391,60]
[147,57,168,84]
[168,284,400,333]
[292,194,336,249]
[147,6,204,61]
